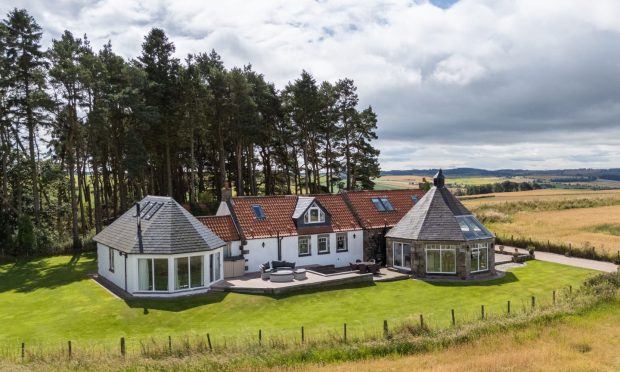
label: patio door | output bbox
[393,242,412,271]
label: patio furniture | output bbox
[368,263,381,274]
[293,268,307,280]
[270,270,294,283]
[259,262,272,280]
[349,262,359,271]
[271,260,296,272]
[359,264,368,274]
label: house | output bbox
[93,196,226,296]
[209,193,364,274]
[385,170,496,279]
[343,189,426,262]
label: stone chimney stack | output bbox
[221,181,232,202]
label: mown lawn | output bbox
[0,253,596,348]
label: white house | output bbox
[203,193,365,274]
[93,196,226,297]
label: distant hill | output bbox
[381,168,620,179]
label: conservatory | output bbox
[385,170,495,279]
[94,196,225,296]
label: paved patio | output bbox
[499,246,618,273]
[212,268,409,295]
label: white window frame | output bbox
[470,242,489,273]
[318,234,330,254]
[108,247,115,272]
[298,235,311,256]
[304,205,325,224]
[137,257,169,292]
[392,241,412,271]
[174,256,205,290]
[425,244,457,274]
[336,233,348,252]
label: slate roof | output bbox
[94,196,226,254]
[386,179,494,241]
[343,189,426,229]
[197,215,240,242]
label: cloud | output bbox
[2,0,620,170]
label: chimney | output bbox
[433,169,445,188]
[136,202,144,254]
[221,181,232,202]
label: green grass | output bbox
[0,254,597,348]
[587,223,620,236]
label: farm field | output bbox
[0,254,595,349]
[460,189,620,256]
[374,175,534,190]
[310,297,620,372]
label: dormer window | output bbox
[372,197,395,212]
[304,205,325,223]
[252,205,266,219]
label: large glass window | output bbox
[213,252,221,281]
[154,259,168,291]
[138,258,153,291]
[191,256,204,287]
[425,244,457,274]
[336,233,348,252]
[175,257,189,290]
[471,243,489,273]
[298,236,311,256]
[318,234,330,254]
[392,242,411,270]
[138,258,168,291]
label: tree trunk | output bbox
[68,107,80,250]
[235,142,244,196]
[76,149,87,236]
[165,136,173,197]
[25,81,40,224]
[217,121,226,201]
[92,158,103,233]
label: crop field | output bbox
[373,175,534,190]
[309,297,620,372]
[461,189,620,256]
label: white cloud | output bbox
[2,0,620,170]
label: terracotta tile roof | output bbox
[230,196,299,239]
[313,194,361,232]
[343,189,426,229]
[197,215,240,242]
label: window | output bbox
[209,253,221,282]
[252,204,266,219]
[470,243,489,273]
[371,197,395,212]
[336,233,348,252]
[425,244,457,274]
[191,256,204,287]
[393,242,411,270]
[175,257,190,290]
[318,234,330,254]
[304,205,325,223]
[298,236,311,256]
[138,258,169,291]
[108,247,115,272]
[174,256,204,290]
[411,195,419,203]
[371,198,386,211]
[458,219,470,232]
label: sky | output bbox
[2,0,620,171]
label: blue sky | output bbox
[2,0,620,170]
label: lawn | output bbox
[0,253,596,349]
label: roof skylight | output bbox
[372,197,395,212]
[252,204,266,219]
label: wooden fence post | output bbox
[569,285,572,294]
[21,342,24,361]
[259,329,262,346]
[207,333,212,351]
[553,290,556,305]
[120,337,126,357]
[168,336,172,353]
[531,296,536,309]
[419,314,424,329]
[383,320,388,338]
[481,305,485,320]
[343,323,347,343]
[507,300,511,314]
[68,340,72,358]
[301,326,305,343]
[451,309,455,326]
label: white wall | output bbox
[243,230,363,273]
[97,243,127,291]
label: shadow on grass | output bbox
[124,291,229,312]
[425,271,519,287]
[0,251,96,293]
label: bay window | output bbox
[138,258,168,291]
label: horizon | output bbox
[2,0,620,170]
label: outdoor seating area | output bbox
[350,260,381,275]
[259,260,307,283]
